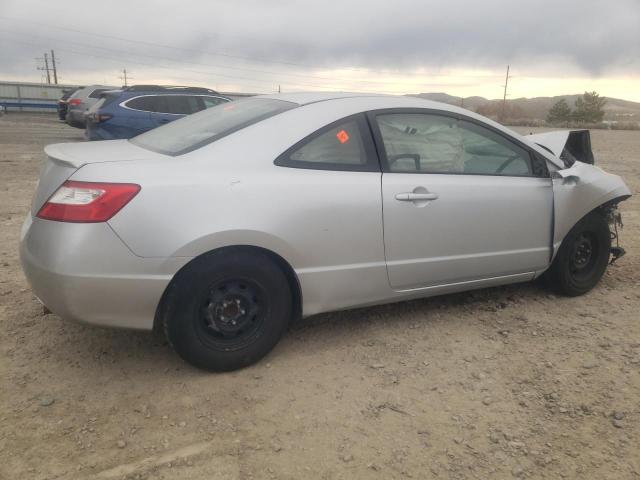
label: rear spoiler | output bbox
[527,130,594,168]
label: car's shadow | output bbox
[35,279,551,377]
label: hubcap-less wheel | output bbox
[163,248,292,371]
[198,279,266,351]
[569,232,597,279]
[195,279,269,351]
[545,212,611,297]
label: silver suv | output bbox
[65,85,118,129]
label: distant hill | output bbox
[411,92,640,123]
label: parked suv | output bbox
[56,87,83,121]
[66,85,118,128]
[85,85,231,140]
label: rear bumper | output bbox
[65,109,86,128]
[19,215,190,330]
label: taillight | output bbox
[90,113,112,123]
[37,181,140,223]
[68,98,82,106]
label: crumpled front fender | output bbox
[552,162,631,254]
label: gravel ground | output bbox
[1,113,639,480]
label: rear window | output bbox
[131,98,297,155]
[88,89,110,99]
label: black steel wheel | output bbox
[163,248,292,371]
[545,211,611,296]
[197,278,266,351]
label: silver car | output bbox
[65,84,118,128]
[20,93,631,371]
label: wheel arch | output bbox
[153,244,303,333]
[551,193,630,262]
[552,161,631,256]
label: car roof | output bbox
[260,91,387,105]
[255,92,565,168]
[70,85,118,98]
[120,90,227,97]
[259,91,465,111]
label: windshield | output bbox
[131,97,297,155]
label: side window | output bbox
[376,113,463,173]
[202,96,227,109]
[275,116,376,171]
[88,89,109,99]
[125,96,165,113]
[164,95,201,115]
[376,112,540,176]
[459,121,532,176]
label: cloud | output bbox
[1,0,639,95]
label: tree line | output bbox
[546,91,607,125]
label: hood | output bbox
[527,130,594,168]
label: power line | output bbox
[0,15,399,75]
[4,36,283,92]
[0,27,447,88]
[0,35,417,94]
[1,32,488,95]
[0,33,349,90]
[0,16,503,81]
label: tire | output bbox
[163,249,292,371]
[545,211,611,296]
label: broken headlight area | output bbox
[602,204,626,264]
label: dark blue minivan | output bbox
[85,85,230,140]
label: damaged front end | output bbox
[527,130,632,264]
[601,202,626,264]
[529,129,594,167]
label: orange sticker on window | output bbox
[336,129,350,144]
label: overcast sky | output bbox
[1,0,639,100]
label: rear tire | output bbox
[545,211,611,296]
[163,249,292,371]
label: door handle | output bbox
[395,192,439,201]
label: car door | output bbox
[369,110,553,290]
[122,95,162,134]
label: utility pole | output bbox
[501,64,511,121]
[278,84,281,93]
[50,50,58,84]
[119,68,130,87]
[36,53,52,84]
[44,53,51,84]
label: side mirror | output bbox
[552,170,580,185]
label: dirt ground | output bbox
[0,113,638,480]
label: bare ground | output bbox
[0,114,639,480]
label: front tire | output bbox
[163,249,292,371]
[545,211,611,296]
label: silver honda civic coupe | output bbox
[20,92,631,371]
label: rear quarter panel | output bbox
[75,100,390,265]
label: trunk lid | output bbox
[31,140,159,215]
